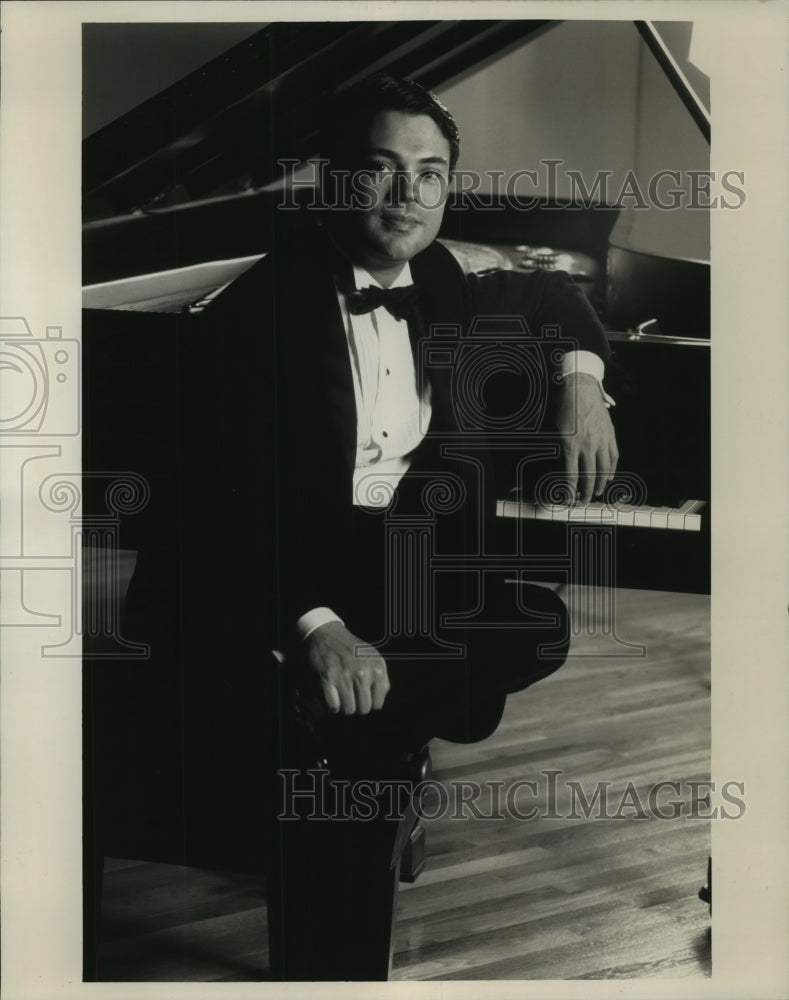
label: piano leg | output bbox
[266,778,405,981]
[264,658,415,982]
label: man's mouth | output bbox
[381,214,420,233]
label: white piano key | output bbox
[494,495,705,531]
[667,506,690,528]
[579,502,604,524]
[601,506,618,524]
[666,498,697,530]
[683,500,705,530]
[684,501,705,531]
[578,507,595,522]
[649,507,672,528]
[613,504,637,527]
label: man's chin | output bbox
[371,232,433,265]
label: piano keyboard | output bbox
[496,495,705,531]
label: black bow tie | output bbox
[346,284,419,321]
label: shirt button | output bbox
[382,431,388,438]
[385,369,390,375]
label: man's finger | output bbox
[353,673,373,715]
[370,668,390,711]
[339,681,357,715]
[609,441,620,479]
[575,451,594,503]
[320,680,342,714]
[593,450,609,498]
[601,438,619,492]
[328,672,356,715]
[562,448,579,504]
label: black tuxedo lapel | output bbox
[409,241,470,436]
[306,261,358,484]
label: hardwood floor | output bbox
[95,586,711,981]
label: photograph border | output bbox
[1,2,787,998]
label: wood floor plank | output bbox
[390,588,710,979]
[97,587,711,982]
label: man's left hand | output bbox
[554,372,619,503]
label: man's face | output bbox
[330,110,452,282]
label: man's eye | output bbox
[421,170,443,181]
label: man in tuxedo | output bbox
[191,73,617,980]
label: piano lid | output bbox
[83,17,711,337]
[83,20,554,222]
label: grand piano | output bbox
[82,18,710,979]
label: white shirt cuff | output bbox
[561,349,604,382]
[560,350,615,408]
[296,606,344,640]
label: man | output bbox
[189,73,617,980]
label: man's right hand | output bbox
[304,621,391,715]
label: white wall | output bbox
[627,23,710,262]
[435,21,642,198]
[436,19,710,263]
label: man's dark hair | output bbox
[318,72,461,173]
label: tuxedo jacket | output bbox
[177,225,610,656]
[106,224,611,863]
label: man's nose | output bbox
[389,170,417,207]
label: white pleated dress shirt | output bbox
[340,262,430,508]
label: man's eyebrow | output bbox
[364,146,449,166]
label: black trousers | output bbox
[265,487,570,980]
[119,457,570,979]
